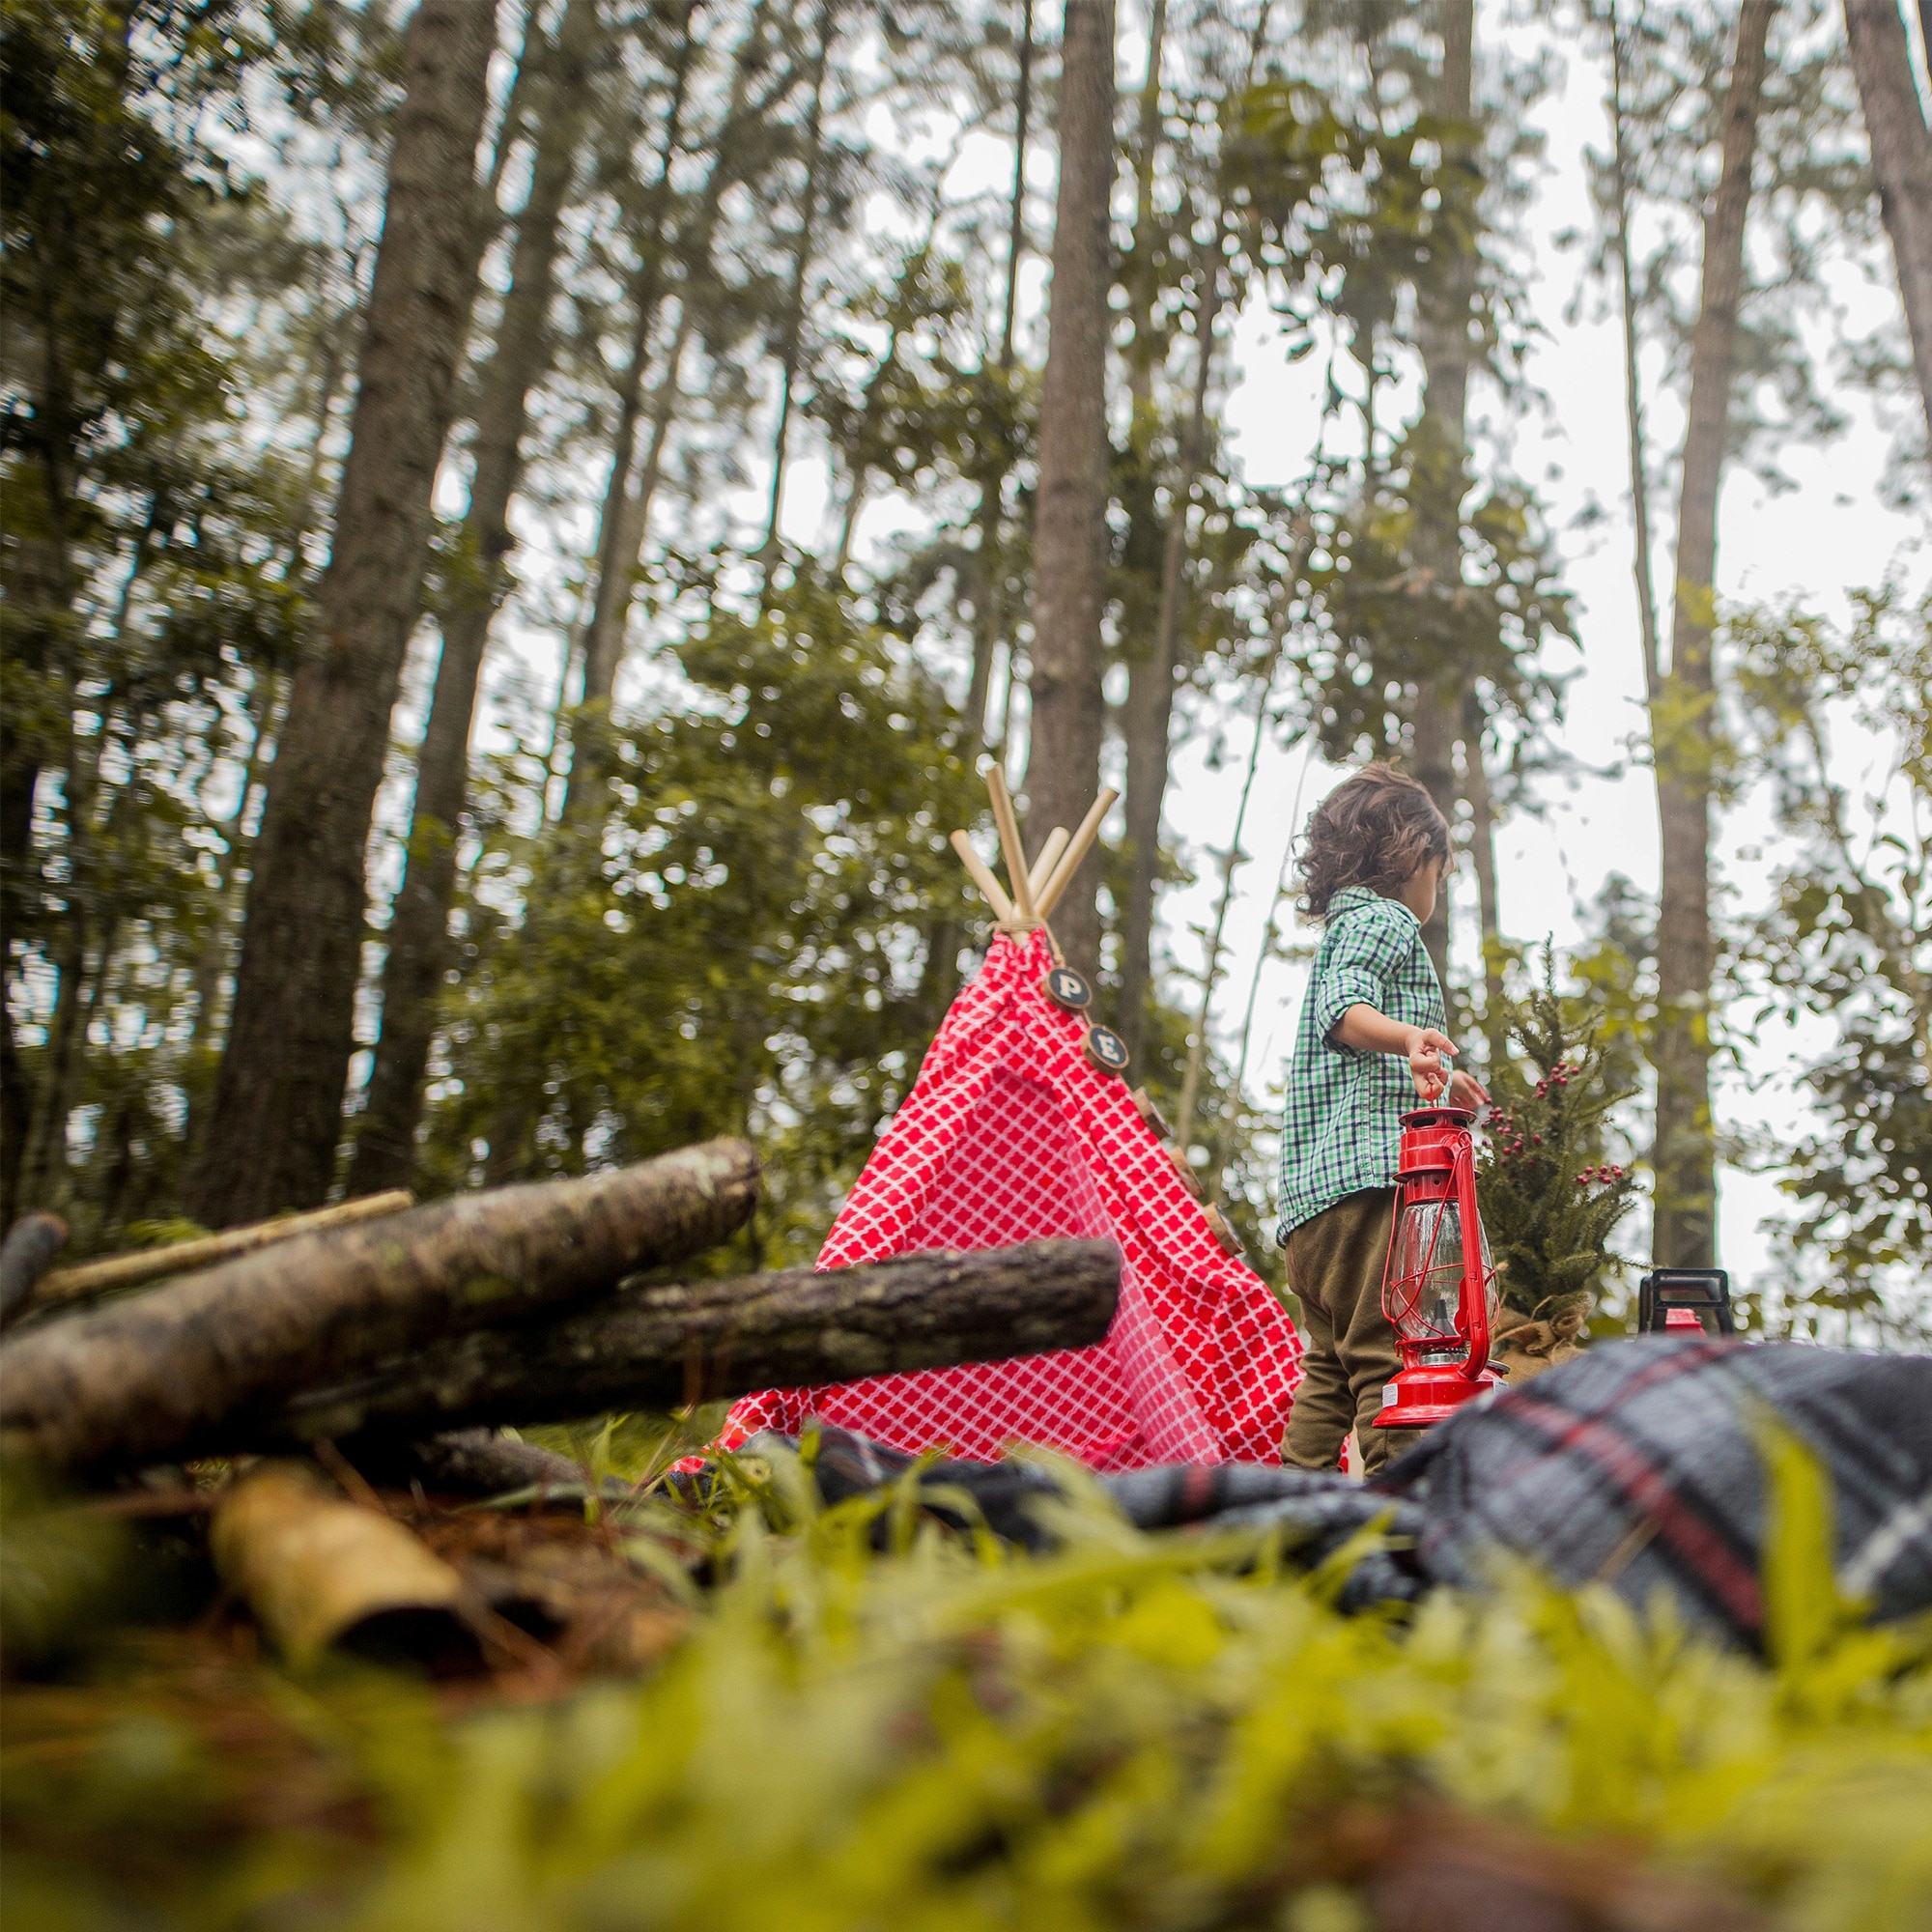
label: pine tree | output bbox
[1477,951,1641,1321]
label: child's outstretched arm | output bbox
[1330,1005,1488,1106]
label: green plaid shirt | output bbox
[1277,885,1446,1239]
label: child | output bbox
[1278,763,1488,1475]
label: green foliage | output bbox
[8,1436,1932,1930]
[0,0,384,1238]
[0,1459,133,1668]
[1728,584,1932,1339]
[418,564,984,1267]
[1477,951,1641,1321]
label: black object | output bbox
[1637,1267,1735,1335]
[1041,966,1093,1012]
[1082,1025,1129,1074]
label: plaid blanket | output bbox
[741,1337,1932,1649]
[1377,1334,1932,1641]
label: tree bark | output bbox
[187,0,500,1227]
[1408,0,1475,1002]
[1024,0,1117,972]
[1463,704,1507,1070]
[761,0,837,572]
[1118,4,1277,1065]
[1652,0,1775,1270]
[1,1139,759,1470]
[27,1190,410,1314]
[1844,0,1932,432]
[963,0,1037,744]
[374,1427,613,1496]
[0,1212,67,1329]
[1118,258,1225,1065]
[1610,2,1664,699]
[349,0,598,1196]
[261,1238,1122,1450]
[571,1,709,717]
[1113,0,1175,1063]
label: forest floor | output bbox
[4,1427,1931,1932]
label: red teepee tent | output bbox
[717,922,1304,1469]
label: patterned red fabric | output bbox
[716,929,1304,1468]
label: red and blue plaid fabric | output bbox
[716,930,1304,1468]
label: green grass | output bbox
[5,1433,1931,1930]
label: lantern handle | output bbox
[1454,1139,1492,1383]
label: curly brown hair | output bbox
[1296,762,1450,920]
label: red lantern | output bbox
[1372,1104,1502,1432]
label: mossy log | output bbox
[266,1238,1122,1451]
[0,1140,758,1470]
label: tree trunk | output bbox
[1118,263,1224,1065]
[1651,0,1775,1270]
[1407,0,1475,1002]
[1117,6,1275,1064]
[1844,0,1932,431]
[964,0,1037,743]
[0,1139,758,1470]
[1610,2,1664,698]
[349,0,597,1197]
[1463,701,1507,1070]
[761,0,837,572]
[187,0,499,1227]
[568,7,707,723]
[1025,0,1117,972]
[1112,0,1174,1060]
[264,1238,1122,1450]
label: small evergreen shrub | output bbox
[1477,951,1641,1321]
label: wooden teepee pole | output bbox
[950,831,1018,925]
[1035,788,1118,918]
[985,766,1037,922]
[1029,827,1070,898]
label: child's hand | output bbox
[1403,1027,1458,1099]
[1446,1068,1490,1111]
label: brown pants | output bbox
[1281,1188,1425,1476]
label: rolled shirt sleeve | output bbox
[1309,902,1418,1049]
[1277,887,1448,1238]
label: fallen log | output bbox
[210,1464,469,1667]
[0,1214,68,1330]
[28,1190,412,1313]
[265,1238,1122,1452]
[0,1139,759,1471]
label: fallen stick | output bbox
[262,1238,1122,1453]
[28,1190,412,1312]
[0,1214,68,1329]
[369,1429,613,1498]
[0,1139,759,1471]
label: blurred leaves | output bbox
[6,1434,1932,1930]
